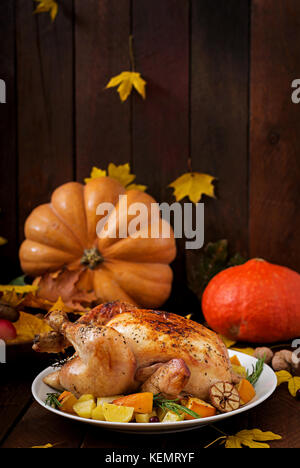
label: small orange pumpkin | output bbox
[19,177,176,309]
[202,258,300,343]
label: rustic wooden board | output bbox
[1,374,297,448]
[1,401,86,448]
[250,0,300,270]
[0,1,18,281]
[190,0,250,256]
[16,0,74,242]
[131,0,191,312]
[131,0,190,202]
[75,0,131,182]
[0,360,42,445]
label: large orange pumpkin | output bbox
[19,177,176,309]
[202,259,300,343]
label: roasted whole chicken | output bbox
[34,302,234,399]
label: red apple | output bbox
[0,319,17,341]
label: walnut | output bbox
[254,347,274,365]
[272,350,294,372]
[0,301,20,322]
[210,381,240,413]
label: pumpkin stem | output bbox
[80,248,104,270]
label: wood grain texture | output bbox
[16,0,74,242]
[250,0,300,271]
[1,400,86,448]
[132,0,191,312]
[132,0,189,202]
[0,360,43,445]
[0,0,18,281]
[1,368,298,448]
[190,0,250,256]
[75,0,131,182]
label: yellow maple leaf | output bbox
[0,285,38,308]
[185,314,193,320]
[84,163,147,192]
[34,0,58,22]
[108,163,135,187]
[32,443,53,448]
[231,347,255,356]
[0,236,7,246]
[49,296,72,313]
[106,71,146,102]
[84,167,107,184]
[169,172,216,204]
[126,183,147,192]
[276,370,300,397]
[0,284,38,295]
[7,311,52,344]
[220,335,236,348]
[225,429,281,449]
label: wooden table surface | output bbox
[0,351,299,449]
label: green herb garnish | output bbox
[246,356,265,386]
[153,394,202,420]
[52,354,76,369]
[45,392,62,409]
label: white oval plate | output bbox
[32,350,277,434]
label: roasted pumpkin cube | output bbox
[237,379,256,405]
[230,355,242,366]
[183,397,216,420]
[58,391,78,414]
[113,392,153,414]
[232,364,247,378]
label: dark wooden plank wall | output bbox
[250,0,300,270]
[0,0,299,301]
[16,0,74,238]
[0,1,18,283]
[75,0,131,177]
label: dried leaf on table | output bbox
[34,268,96,312]
[276,370,300,397]
[31,443,53,448]
[49,296,73,313]
[225,429,282,449]
[0,284,38,295]
[7,311,52,344]
[220,335,237,348]
[0,284,39,309]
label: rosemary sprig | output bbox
[52,354,76,369]
[246,356,265,386]
[153,394,202,419]
[45,392,62,409]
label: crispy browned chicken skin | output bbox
[35,301,233,399]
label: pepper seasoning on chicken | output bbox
[34,301,233,399]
